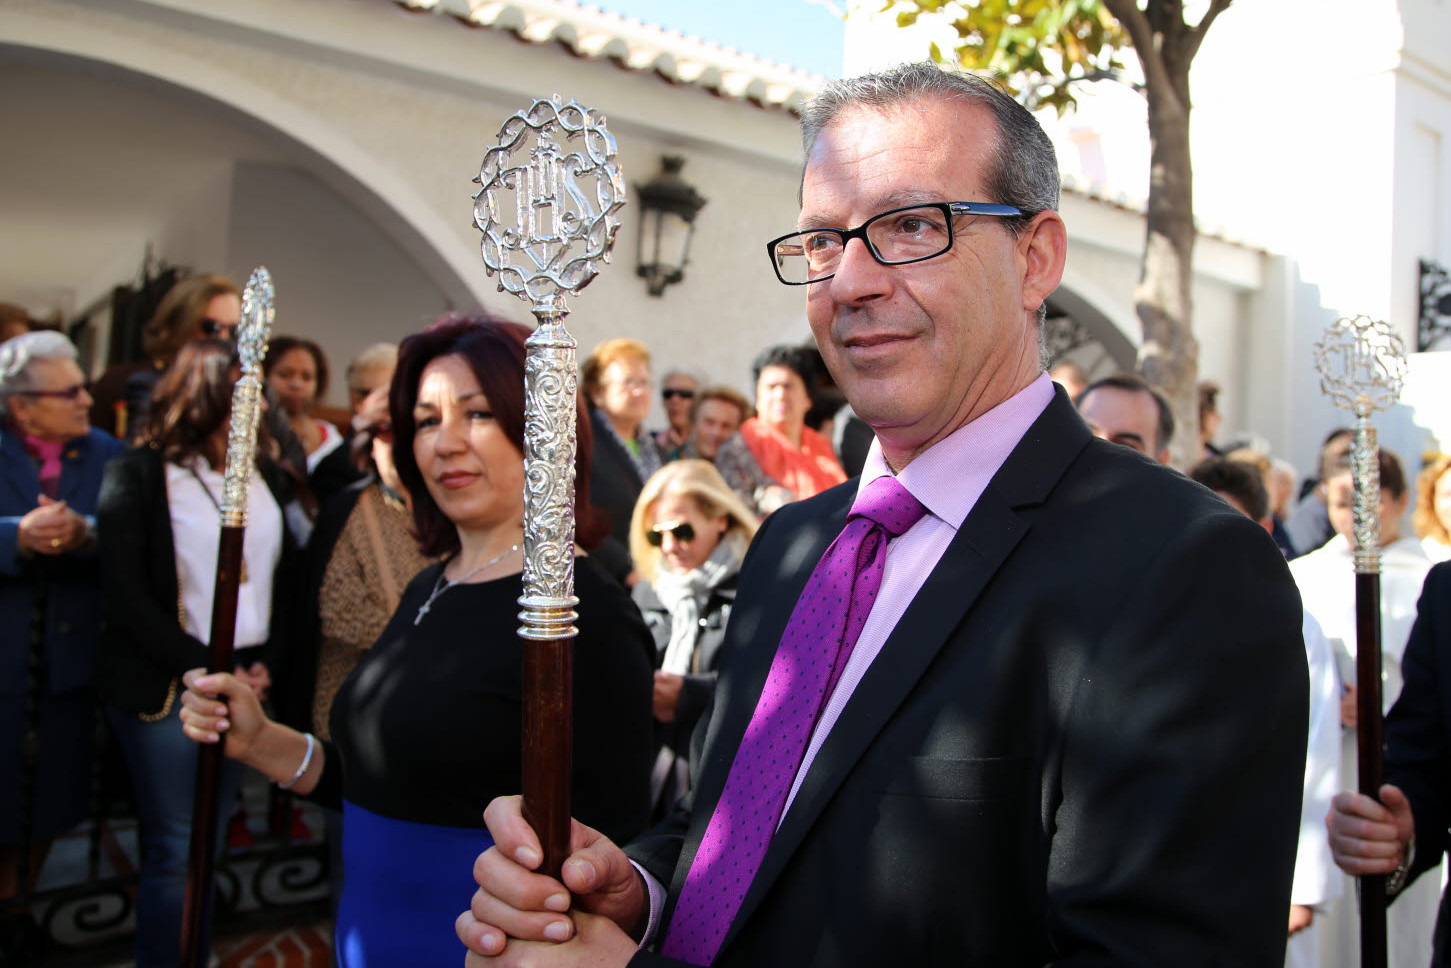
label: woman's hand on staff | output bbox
[458,795,646,961]
[179,669,267,757]
[179,668,325,795]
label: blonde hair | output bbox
[1415,454,1451,547]
[582,338,650,403]
[629,459,759,582]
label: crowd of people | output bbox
[4,59,1451,968]
[0,277,859,966]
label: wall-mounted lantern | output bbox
[635,156,707,297]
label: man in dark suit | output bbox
[457,63,1308,966]
[1328,560,1451,961]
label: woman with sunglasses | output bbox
[654,370,698,463]
[628,459,758,820]
[96,338,304,968]
[177,315,654,967]
[89,273,242,440]
[0,332,124,948]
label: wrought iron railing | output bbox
[3,578,330,966]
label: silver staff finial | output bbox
[473,97,625,641]
[1314,315,1407,419]
[1314,315,1408,573]
[474,97,626,307]
[221,267,276,526]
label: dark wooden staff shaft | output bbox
[1356,570,1387,968]
[522,636,573,880]
[180,525,245,968]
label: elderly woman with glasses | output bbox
[177,315,654,968]
[629,459,758,819]
[0,331,125,926]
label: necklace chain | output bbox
[186,464,250,584]
[413,542,521,626]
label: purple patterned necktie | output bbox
[659,475,927,966]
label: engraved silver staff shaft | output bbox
[180,265,274,968]
[474,96,625,878]
[1313,314,1407,968]
[221,267,277,528]
[474,97,625,641]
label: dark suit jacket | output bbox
[588,406,653,583]
[1385,561,1451,961]
[95,446,303,716]
[624,390,1308,967]
[1,425,126,696]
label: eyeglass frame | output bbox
[11,382,89,401]
[646,520,697,547]
[661,387,696,402]
[765,201,1027,287]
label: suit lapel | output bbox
[718,390,1092,947]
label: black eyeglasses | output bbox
[18,383,88,401]
[662,388,696,402]
[766,201,1026,286]
[646,521,696,546]
[200,318,237,338]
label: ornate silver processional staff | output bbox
[473,98,625,878]
[1313,314,1408,968]
[180,267,276,968]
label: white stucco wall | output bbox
[2,0,813,413]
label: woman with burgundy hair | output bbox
[178,314,654,967]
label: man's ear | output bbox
[1018,210,1068,315]
[1155,447,1172,466]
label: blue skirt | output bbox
[336,800,494,968]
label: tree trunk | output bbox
[1125,6,1201,471]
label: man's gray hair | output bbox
[0,330,78,418]
[801,62,1061,236]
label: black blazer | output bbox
[1385,561,1451,960]
[588,407,654,583]
[625,390,1309,967]
[96,447,303,716]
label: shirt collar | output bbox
[857,372,1056,529]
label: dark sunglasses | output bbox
[200,318,237,338]
[20,383,88,401]
[661,388,696,401]
[646,521,696,546]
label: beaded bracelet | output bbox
[279,733,316,790]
